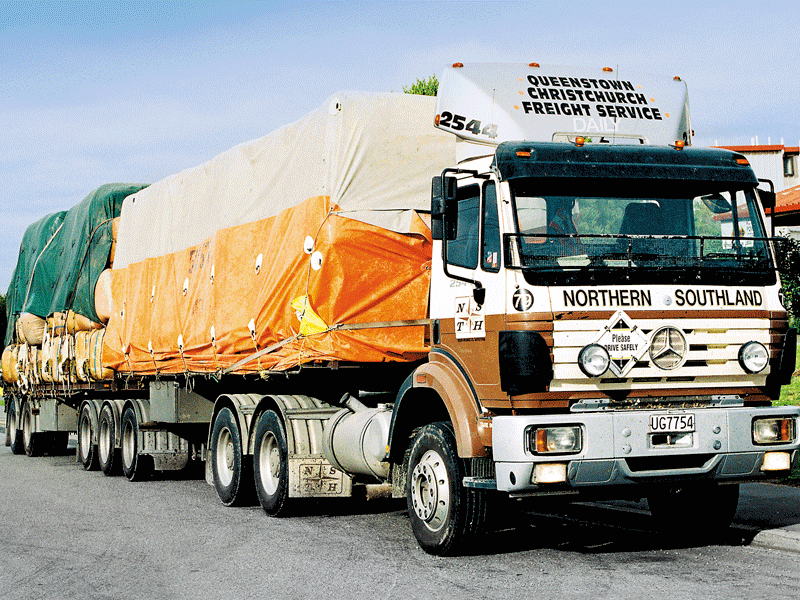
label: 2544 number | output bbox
[439,111,498,139]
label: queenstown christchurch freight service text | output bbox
[522,75,662,120]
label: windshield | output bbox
[507,179,776,286]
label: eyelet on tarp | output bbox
[311,251,323,270]
[328,97,342,115]
[304,235,315,254]
[255,253,263,274]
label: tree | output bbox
[403,75,438,96]
[775,237,800,327]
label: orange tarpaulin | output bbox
[103,196,433,374]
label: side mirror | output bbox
[759,189,776,211]
[701,193,732,214]
[431,176,458,240]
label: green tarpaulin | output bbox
[4,183,148,347]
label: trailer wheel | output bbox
[3,404,10,447]
[7,402,24,455]
[98,405,121,476]
[121,407,153,481]
[253,410,290,516]
[21,401,41,457]
[77,405,99,470]
[211,407,253,506]
[406,422,485,556]
[647,483,739,536]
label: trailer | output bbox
[4,63,799,555]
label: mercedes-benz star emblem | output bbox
[649,326,687,370]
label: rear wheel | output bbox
[253,410,290,516]
[7,402,24,455]
[98,405,121,476]
[647,482,740,536]
[406,422,486,556]
[21,401,40,457]
[77,405,99,470]
[211,407,253,506]
[121,407,153,481]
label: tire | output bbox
[647,482,740,537]
[121,407,154,481]
[21,400,41,457]
[8,402,24,455]
[211,407,254,506]
[4,405,10,447]
[406,422,486,556]
[77,405,99,470]
[253,410,290,516]
[98,405,121,476]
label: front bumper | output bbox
[492,406,800,494]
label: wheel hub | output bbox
[410,450,450,531]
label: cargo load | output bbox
[4,183,148,348]
[103,92,455,375]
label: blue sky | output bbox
[1,0,799,292]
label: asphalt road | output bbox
[1,445,800,600]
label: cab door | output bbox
[435,178,505,399]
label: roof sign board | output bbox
[435,63,691,147]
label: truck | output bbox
[3,63,798,556]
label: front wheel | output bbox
[406,422,486,555]
[253,410,290,516]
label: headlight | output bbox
[529,426,583,454]
[739,341,769,374]
[753,417,796,445]
[578,344,610,377]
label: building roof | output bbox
[718,144,799,155]
[774,183,800,215]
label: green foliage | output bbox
[403,75,438,96]
[774,236,800,327]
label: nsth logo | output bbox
[454,297,485,339]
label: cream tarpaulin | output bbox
[104,93,455,374]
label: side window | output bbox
[446,184,480,269]
[482,182,500,272]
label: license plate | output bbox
[649,413,695,433]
